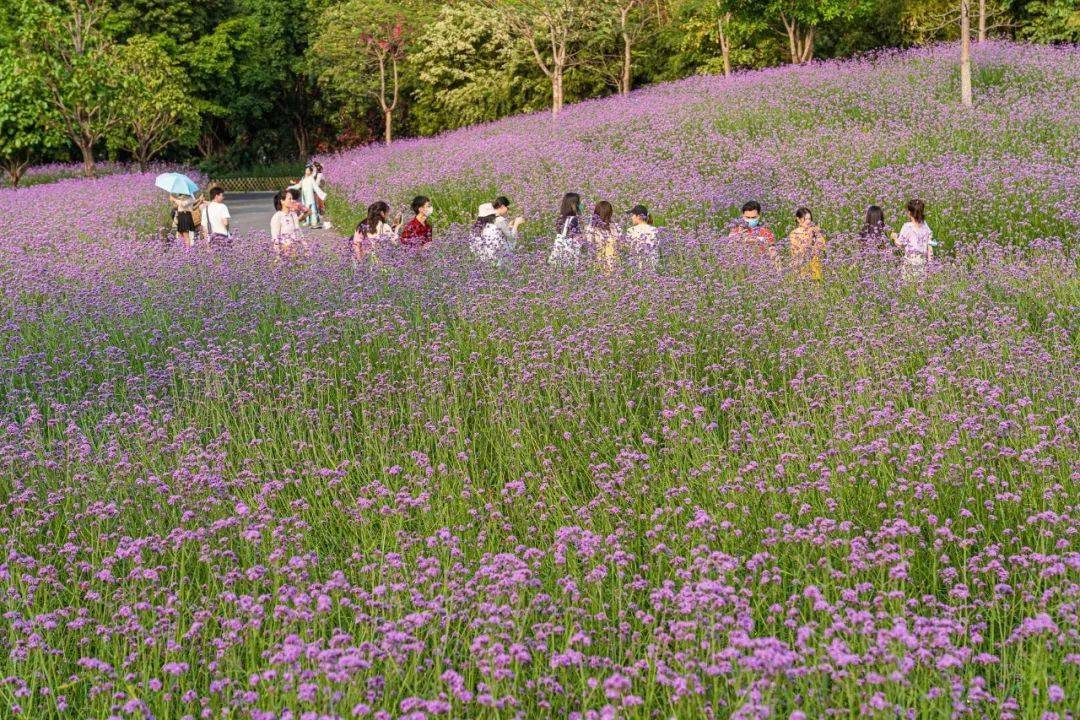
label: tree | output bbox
[1011,0,1080,43]
[362,21,409,144]
[485,0,600,116]
[740,0,866,65]
[597,0,650,94]
[21,0,123,177]
[960,0,972,107]
[410,3,547,135]
[309,0,417,144]
[108,36,199,170]
[663,0,775,79]
[0,51,63,186]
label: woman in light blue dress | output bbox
[289,166,322,229]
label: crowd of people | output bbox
[333,192,934,279]
[168,186,232,249]
[170,168,937,280]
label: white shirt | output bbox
[205,201,231,236]
[627,222,657,241]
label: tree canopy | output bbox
[2,0,1076,174]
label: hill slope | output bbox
[323,42,1079,249]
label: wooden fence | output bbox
[208,177,297,193]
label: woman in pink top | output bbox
[271,189,308,261]
[893,199,933,280]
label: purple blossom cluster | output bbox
[0,43,1078,720]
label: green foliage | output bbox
[308,0,427,140]
[669,0,779,75]
[5,0,1079,166]
[1014,0,1080,43]
[410,3,548,135]
[17,0,125,175]
[0,48,64,185]
[107,35,199,169]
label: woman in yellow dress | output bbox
[788,207,826,281]
[584,201,621,274]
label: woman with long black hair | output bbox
[548,192,583,267]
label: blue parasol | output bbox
[154,172,200,196]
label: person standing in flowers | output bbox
[312,161,327,223]
[469,202,510,266]
[204,187,231,248]
[400,196,434,247]
[728,200,777,261]
[788,207,826,281]
[492,196,524,251]
[270,189,308,261]
[858,205,891,250]
[289,166,324,229]
[548,192,584,267]
[352,201,401,267]
[584,201,620,273]
[169,192,201,248]
[893,199,934,280]
[625,204,659,271]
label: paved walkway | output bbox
[223,192,338,238]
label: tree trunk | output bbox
[718,13,731,77]
[783,14,798,64]
[780,14,814,64]
[3,161,26,188]
[977,0,986,41]
[552,65,564,117]
[293,123,310,160]
[384,109,393,144]
[802,27,815,63]
[621,31,632,94]
[960,0,973,107]
[78,139,96,178]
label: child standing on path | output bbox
[893,199,933,280]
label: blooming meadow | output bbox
[1,43,1078,720]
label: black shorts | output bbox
[176,211,196,233]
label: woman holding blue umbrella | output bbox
[155,172,203,248]
[169,192,202,248]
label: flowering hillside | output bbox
[322,42,1079,249]
[0,43,1078,720]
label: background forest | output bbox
[1,0,1077,180]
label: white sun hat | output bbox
[477,202,496,217]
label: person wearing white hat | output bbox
[470,202,509,266]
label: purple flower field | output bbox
[1,43,1078,719]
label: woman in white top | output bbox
[352,201,401,267]
[625,204,659,271]
[270,189,307,261]
[470,202,510,266]
[492,196,524,253]
[893,198,933,280]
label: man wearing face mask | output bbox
[728,200,777,260]
[400,195,434,247]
